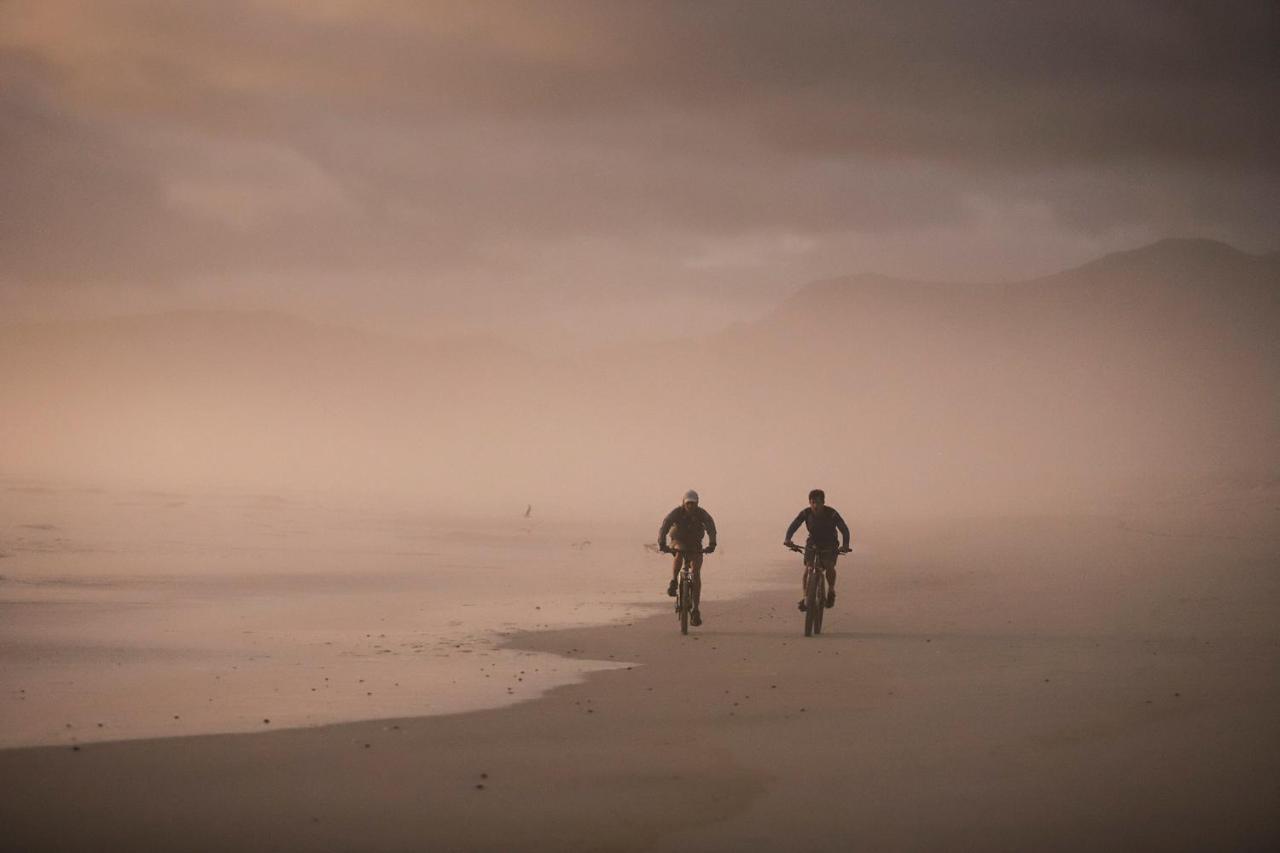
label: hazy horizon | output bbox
[3,237,1276,525]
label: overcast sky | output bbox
[2,1,1277,340]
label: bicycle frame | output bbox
[788,543,836,637]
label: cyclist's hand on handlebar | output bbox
[658,544,672,553]
[783,540,794,548]
[704,542,716,554]
[839,546,852,554]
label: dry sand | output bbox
[2,513,1277,852]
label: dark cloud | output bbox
[1,0,1276,323]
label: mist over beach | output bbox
[5,238,1276,522]
[2,2,1278,851]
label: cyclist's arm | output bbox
[658,509,678,550]
[784,509,807,543]
[702,509,717,547]
[834,510,851,550]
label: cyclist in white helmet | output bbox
[657,490,718,626]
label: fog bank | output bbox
[2,239,1275,524]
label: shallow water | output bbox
[0,481,782,747]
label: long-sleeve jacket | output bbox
[658,505,717,550]
[785,505,850,549]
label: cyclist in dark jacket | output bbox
[784,488,851,611]
[658,489,717,626]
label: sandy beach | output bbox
[0,484,771,748]
[3,511,1276,852]
[4,4,1278,850]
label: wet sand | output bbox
[1,485,760,747]
[2,515,1277,851]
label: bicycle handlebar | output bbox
[785,543,850,553]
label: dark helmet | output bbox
[808,489,825,502]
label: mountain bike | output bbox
[787,542,840,637]
[662,547,704,635]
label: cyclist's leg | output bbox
[667,550,682,596]
[690,551,704,609]
[802,546,816,594]
[824,551,838,590]
[798,547,814,609]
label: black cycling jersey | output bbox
[785,505,850,549]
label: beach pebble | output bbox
[264,718,271,724]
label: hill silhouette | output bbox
[726,238,1277,510]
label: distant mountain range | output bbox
[2,239,1276,518]
[727,238,1278,506]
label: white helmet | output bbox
[683,489,699,504]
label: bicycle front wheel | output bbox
[813,574,825,635]
[679,576,690,635]
[804,569,819,637]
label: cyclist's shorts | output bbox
[672,549,704,570]
[804,546,838,571]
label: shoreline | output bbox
[2,481,772,750]
[2,516,1277,851]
